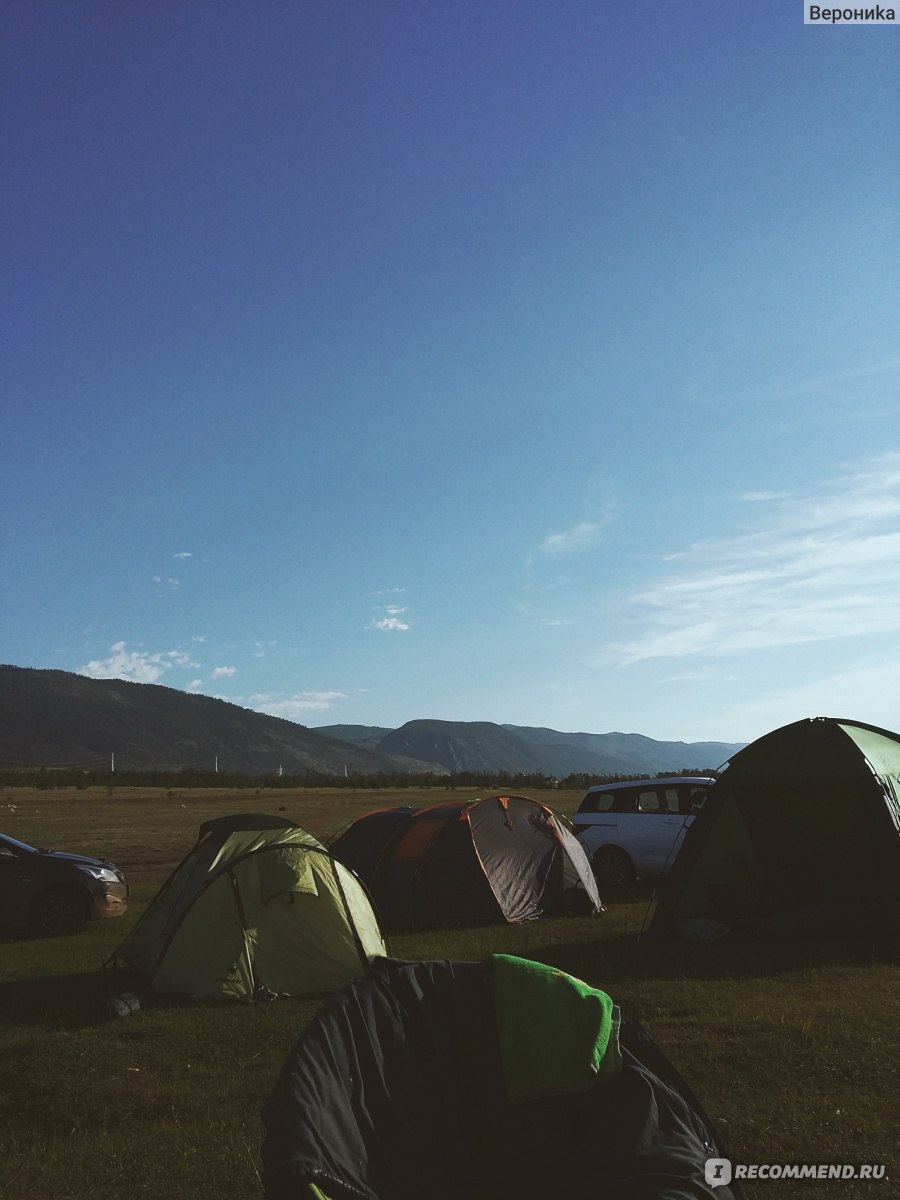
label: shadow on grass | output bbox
[521,922,895,992]
[0,965,156,1030]
[2,886,893,1032]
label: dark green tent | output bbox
[261,955,741,1199]
[649,717,900,948]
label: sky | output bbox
[3,1,899,746]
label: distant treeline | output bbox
[0,764,719,791]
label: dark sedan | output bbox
[0,833,128,936]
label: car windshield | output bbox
[0,834,38,854]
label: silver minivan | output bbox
[572,775,716,887]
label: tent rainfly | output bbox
[649,717,900,948]
[330,794,603,929]
[108,814,386,1001]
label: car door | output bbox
[0,840,34,927]
[573,790,618,859]
[666,784,709,866]
[619,787,687,875]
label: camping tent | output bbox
[329,795,602,929]
[109,814,386,1001]
[260,955,741,1200]
[649,717,900,947]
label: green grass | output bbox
[1,786,897,1198]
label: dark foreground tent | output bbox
[261,955,741,1200]
[649,717,900,948]
[330,795,602,928]
[109,814,386,1001]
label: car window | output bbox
[662,788,681,812]
[0,835,35,854]
[580,791,615,813]
[636,790,664,812]
[678,785,709,814]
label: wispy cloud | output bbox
[79,641,199,683]
[740,491,790,503]
[370,602,410,631]
[152,575,180,590]
[539,521,600,557]
[609,453,900,664]
[780,357,900,406]
[174,551,193,559]
[678,656,900,745]
[211,665,236,679]
[685,358,900,422]
[250,691,347,721]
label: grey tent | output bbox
[109,814,386,1001]
[649,717,900,947]
[330,795,602,929]
[261,954,741,1199]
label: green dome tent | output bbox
[109,815,386,1001]
[649,717,900,948]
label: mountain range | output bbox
[0,665,744,778]
[315,721,743,777]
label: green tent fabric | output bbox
[492,953,621,1101]
[109,815,386,1001]
[650,717,900,949]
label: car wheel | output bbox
[592,846,636,888]
[29,888,88,937]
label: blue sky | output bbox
[3,1,899,744]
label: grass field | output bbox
[1,785,896,1199]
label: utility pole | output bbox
[111,752,115,774]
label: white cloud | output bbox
[250,691,347,721]
[211,665,236,679]
[174,551,193,559]
[369,600,410,631]
[609,453,900,665]
[539,521,599,557]
[79,641,199,683]
[152,575,180,590]
[371,616,410,631]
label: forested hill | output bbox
[0,666,443,776]
[0,666,744,779]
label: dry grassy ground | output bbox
[1,785,896,1199]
